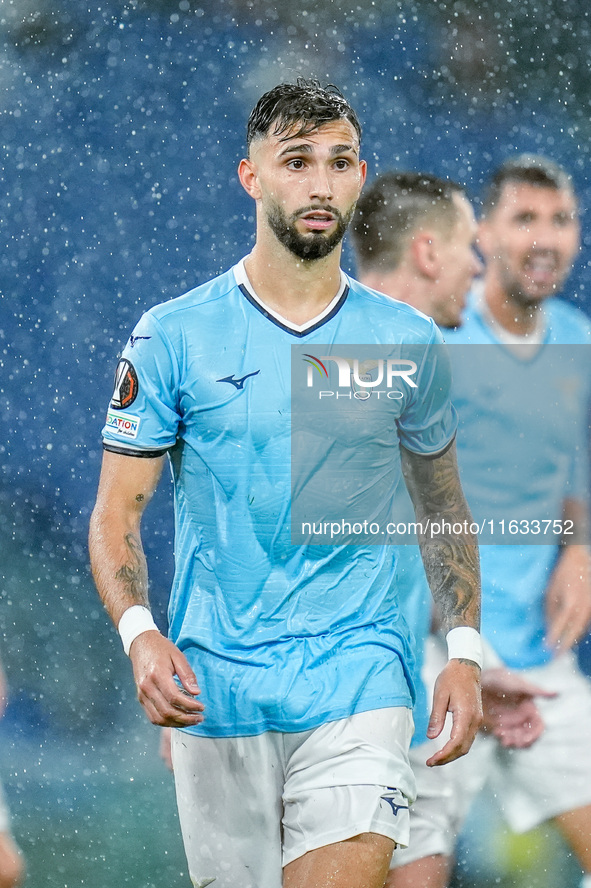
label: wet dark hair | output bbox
[352,171,464,272]
[246,77,362,152]
[482,154,575,216]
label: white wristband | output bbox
[118,605,160,656]
[446,627,483,669]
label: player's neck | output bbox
[359,268,425,311]
[244,240,344,325]
[483,277,542,336]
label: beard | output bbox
[499,250,570,307]
[266,201,354,261]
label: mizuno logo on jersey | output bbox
[216,370,260,390]
[129,335,151,347]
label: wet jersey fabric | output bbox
[102,260,457,737]
[446,294,591,669]
[393,545,431,745]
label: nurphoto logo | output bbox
[303,354,418,400]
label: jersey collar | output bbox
[233,257,349,338]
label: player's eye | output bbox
[333,159,351,170]
[287,159,306,170]
[554,213,574,227]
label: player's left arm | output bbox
[400,441,483,766]
[545,496,591,652]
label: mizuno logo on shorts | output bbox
[380,786,409,816]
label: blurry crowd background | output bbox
[1,0,591,885]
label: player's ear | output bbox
[358,159,368,191]
[411,231,439,280]
[238,158,261,200]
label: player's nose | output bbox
[530,222,558,251]
[308,168,333,202]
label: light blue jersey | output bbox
[393,546,432,745]
[102,260,456,737]
[446,293,591,668]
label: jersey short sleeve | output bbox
[102,311,182,456]
[396,327,458,458]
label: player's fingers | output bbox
[425,742,455,767]
[136,668,204,719]
[500,676,557,699]
[425,731,469,767]
[141,697,203,728]
[171,649,201,696]
[136,657,204,713]
[498,717,543,749]
[138,681,205,727]
[428,709,480,766]
[426,689,450,740]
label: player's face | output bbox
[244,119,367,260]
[431,194,482,328]
[478,183,580,305]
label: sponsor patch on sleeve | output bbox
[110,359,139,409]
[105,409,141,439]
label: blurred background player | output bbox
[0,658,25,888]
[352,170,556,888]
[444,154,591,888]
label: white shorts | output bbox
[393,644,591,869]
[487,650,591,832]
[172,707,416,888]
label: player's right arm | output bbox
[400,441,483,766]
[89,450,205,728]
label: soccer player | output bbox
[353,171,481,332]
[0,659,25,888]
[444,155,591,888]
[352,171,555,888]
[88,79,482,888]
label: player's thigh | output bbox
[282,708,416,869]
[171,729,284,888]
[283,832,395,888]
[385,853,450,888]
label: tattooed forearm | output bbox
[114,532,149,607]
[400,442,481,634]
